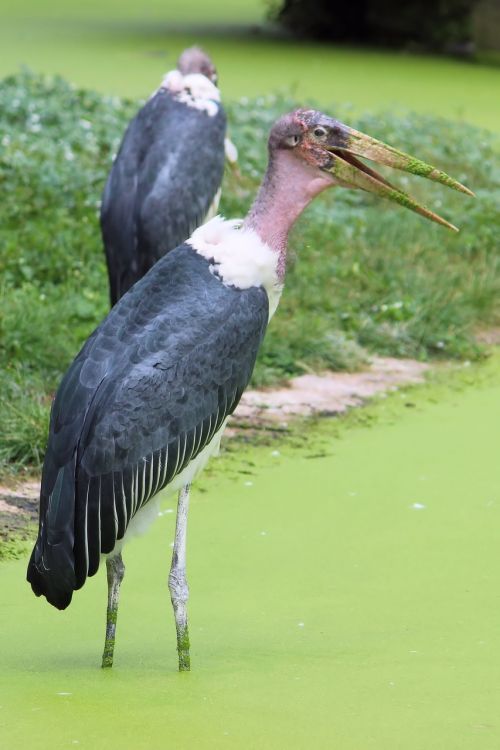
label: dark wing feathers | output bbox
[28,246,268,608]
[101,90,226,304]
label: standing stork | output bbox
[101,47,235,305]
[27,109,472,671]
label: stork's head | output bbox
[268,109,473,231]
[177,47,218,85]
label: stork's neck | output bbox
[244,150,332,280]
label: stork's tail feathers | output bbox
[26,460,77,610]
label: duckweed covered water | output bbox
[2,1,500,131]
[1,362,499,749]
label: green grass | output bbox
[1,70,500,475]
[1,354,500,749]
[1,1,500,131]
[0,531,33,562]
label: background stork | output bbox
[27,108,471,672]
[100,46,234,305]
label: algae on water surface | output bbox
[1,358,500,748]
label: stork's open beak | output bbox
[321,121,474,231]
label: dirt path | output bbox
[0,356,428,537]
[234,356,428,425]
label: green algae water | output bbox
[2,2,500,131]
[1,361,499,749]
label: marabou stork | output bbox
[27,109,472,671]
[101,47,236,305]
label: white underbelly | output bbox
[108,419,227,556]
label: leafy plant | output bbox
[268,0,479,52]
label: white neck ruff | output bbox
[187,216,283,320]
[158,70,220,117]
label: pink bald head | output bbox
[177,47,218,84]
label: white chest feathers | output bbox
[159,70,220,117]
[188,216,283,320]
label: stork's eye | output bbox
[313,127,327,138]
[285,134,301,147]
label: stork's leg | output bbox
[169,483,191,671]
[101,552,125,669]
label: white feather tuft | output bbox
[224,137,238,164]
[108,421,228,555]
[158,70,220,117]
[188,216,283,319]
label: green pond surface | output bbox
[2,0,500,131]
[1,360,499,749]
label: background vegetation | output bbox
[269,0,479,53]
[1,70,499,474]
[1,1,500,131]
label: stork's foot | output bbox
[169,566,191,671]
[101,553,125,669]
[102,634,116,669]
[101,608,117,668]
[176,624,191,672]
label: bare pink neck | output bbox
[243,150,332,280]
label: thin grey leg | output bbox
[168,483,191,671]
[101,552,125,669]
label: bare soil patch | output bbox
[0,357,428,539]
[0,481,39,541]
[230,357,429,429]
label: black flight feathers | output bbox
[27,246,269,609]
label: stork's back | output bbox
[100,87,226,305]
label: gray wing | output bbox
[100,90,226,304]
[27,245,268,608]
